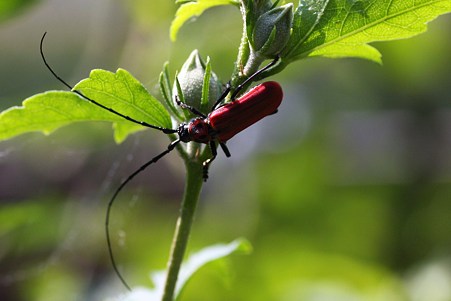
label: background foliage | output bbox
[0,0,450,300]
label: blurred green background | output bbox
[1,1,450,300]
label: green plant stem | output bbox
[162,160,204,301]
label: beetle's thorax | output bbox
[177,117,215,144]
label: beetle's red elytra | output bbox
[209,81,283,142]
[184,81,283,144]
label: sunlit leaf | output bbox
[283,0,451,63]
[170,0,239,41]
[118,238,252,301]
[0,91,117,140]
[0,69,171,144]
[172,237,251,297]
[74,69,172,134]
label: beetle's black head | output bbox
[177,122,191,143]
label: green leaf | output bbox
[74,69,172,141]
[283,0,330,59]
[0,69,172,144]
[0,91,118,140]
[172,238,251,298]
[118,238,252,301]
[283,0,451,63]
[170,0,239,41]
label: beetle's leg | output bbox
[211,81,232,111]
[175,95,207,118]
[211,56,280,110]
[202,141,218,181]
[219,142,231,157]
[231,56,280,100]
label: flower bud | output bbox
[251,3,293,58]
[173,50,221,117]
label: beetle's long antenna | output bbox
[106,139,181,290]
[230,56,280,100]
[211,56,280,110]
[40,32,177,134]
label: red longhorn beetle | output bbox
[40,32,283,290]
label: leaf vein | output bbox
[299,0,448,58]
